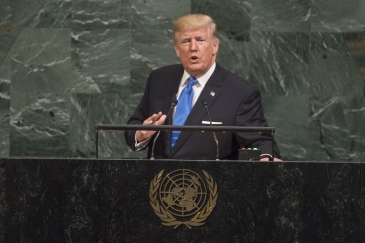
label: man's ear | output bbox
[212,39,219,55]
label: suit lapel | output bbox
[169,65,223,158]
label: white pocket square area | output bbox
[202,121,222,125]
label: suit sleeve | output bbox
[124,73,152,151]
[234,88,281,158]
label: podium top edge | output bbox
[95,124,275,133]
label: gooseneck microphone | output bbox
[150,97,178,160]
[201,98,219,160]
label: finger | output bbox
[145,114,156,123]
[143,118,155,125]
[155,114,167,125]
[151,112,163,121]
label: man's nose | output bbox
[190,39,197,51]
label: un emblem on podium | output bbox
[149,169,218,229]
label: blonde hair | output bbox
[173,14,218,44]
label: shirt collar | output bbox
[181,62,216,88]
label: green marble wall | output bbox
[0,0,364,161]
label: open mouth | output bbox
[190,56,198,62]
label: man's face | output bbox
[174,26,219,78]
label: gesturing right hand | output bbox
[136,112,167,142]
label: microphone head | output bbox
[201,98,208,107]
[171,94,178,107]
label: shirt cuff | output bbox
[134,133,151,151]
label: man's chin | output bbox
[186,66,204,77]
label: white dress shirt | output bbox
[175,62,216,109]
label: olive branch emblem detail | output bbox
[149,169,218,229]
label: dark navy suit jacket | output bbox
[125,64,281,160]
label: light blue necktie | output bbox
[171,76,198,148]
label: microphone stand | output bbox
[150,101,177,160]
[202,100,219,161]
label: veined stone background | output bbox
[0,0,364,161]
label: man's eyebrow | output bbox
[181,37,191,41]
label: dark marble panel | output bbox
[130,29,179,95]
[9,93,70,157]
[4,160,362,242]
[262,95,309,161]
[0,109,9,157]
[344,32,365,81]
[131,0,190,30]
[299,162,361,242]
[4,159,140,242]
[247,31,364,97]
[192,0,250,33]
[71,29,131,94]
[308,96,365,162]
[11,60,79,95]
[5,159,71,242]
[10,28,70,65]
[247,32,310,95]
[360,163,365,243]
[0,159,5,242]
[251,0,311,32]
[62,160,121,242]
[0,23,22,65]
[0,0,11,23]
[216,31,250,80]
[11,0,71,28]
[9,28,100,94]
[310,0,365,32]
[307,33,365,97]
[71,0,131,30]
[308,97,343,161]
[10,28,72,94]
[0,55,10,109]
[0,49,9,157]
[69,93,132,159]
[346,97,365,162]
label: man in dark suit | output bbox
[125,14,281,160]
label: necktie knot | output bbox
[185,76,198,92]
